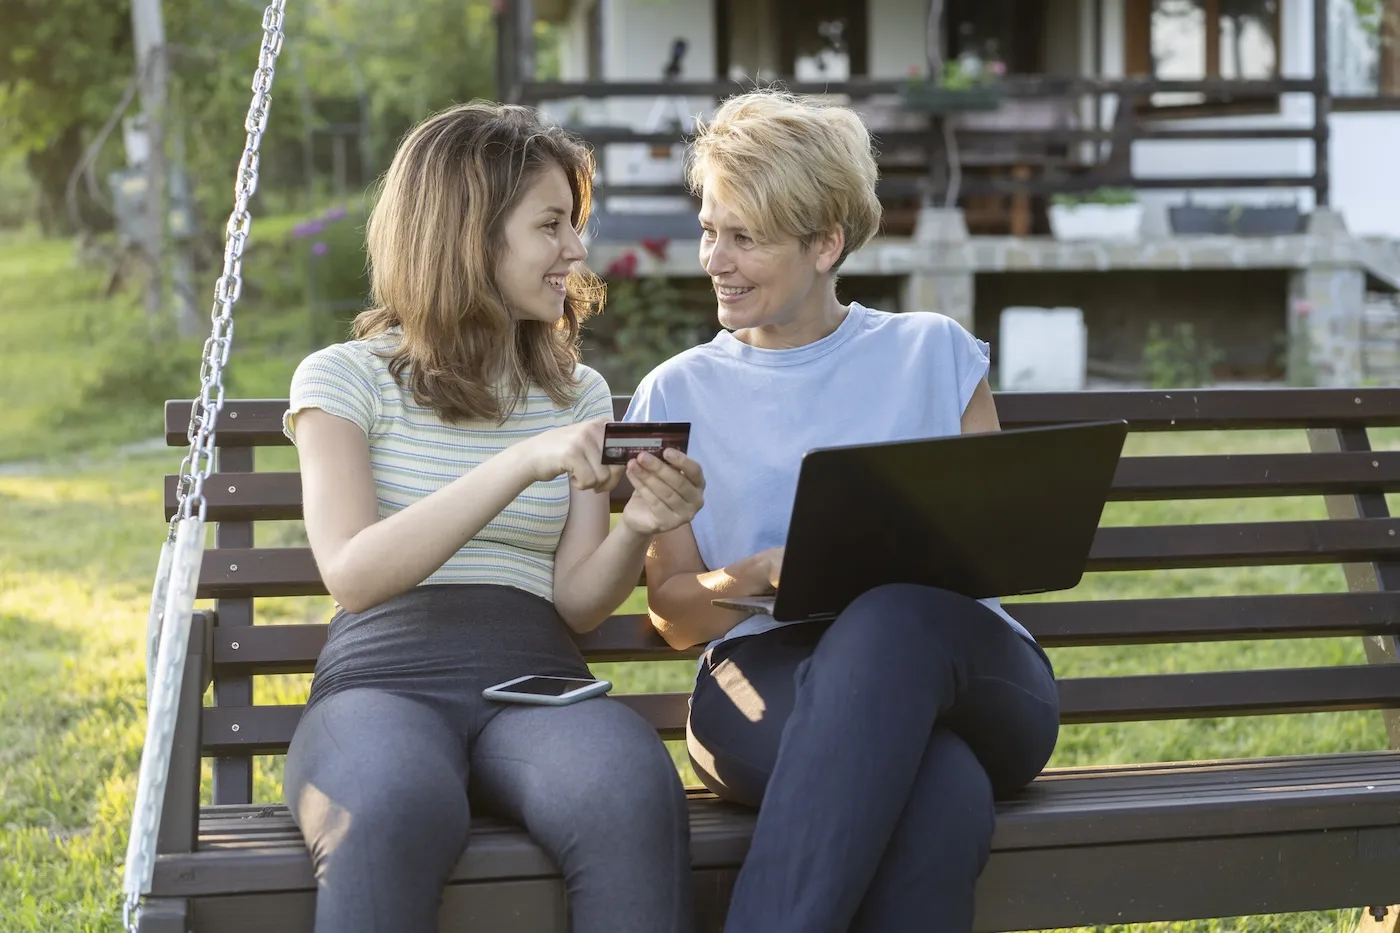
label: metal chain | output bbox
[124,6,287,932]
[168,0,286,541]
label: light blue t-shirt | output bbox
[624,302,1035,654]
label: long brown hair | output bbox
[354,102,601,422]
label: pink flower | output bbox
[988,60,1007,76]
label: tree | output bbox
[0,0,133,233]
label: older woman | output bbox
[624,90,1060,933]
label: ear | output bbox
[813,224,846,275]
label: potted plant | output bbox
[899,55,1006,115]
[1048,187,1143,241]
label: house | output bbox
[495,0,1400,387]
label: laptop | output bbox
[711,420,1129,623]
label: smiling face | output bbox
[497,162,587,324]
[698,180,845,342]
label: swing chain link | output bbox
[168,0,286,541]
[127,6,286,933]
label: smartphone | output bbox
[602,421,691,465]
[482,674,613,706]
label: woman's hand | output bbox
[755,546,784,590]
[517,417,623,492]
[622,448,706,536]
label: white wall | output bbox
[867,0,928,78]
[1330,111,1400,237]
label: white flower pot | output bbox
[1048,203,1144,242]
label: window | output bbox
[1126,0,1281,107]
[1331,0,1400,98]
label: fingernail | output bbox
[638,452,655,465]
[663,447,681,462]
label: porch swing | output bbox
[120,1,1400,931]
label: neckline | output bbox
[714,302,867,367]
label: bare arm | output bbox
[644,522,780,650]
[644,376,1003,650]
[962,376,1002,434]
[296,408,541,613]
[551,486,650,633]
[554,450,707,633]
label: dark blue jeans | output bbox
[686,584,1060,933]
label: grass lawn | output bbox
[0,231,1391,931]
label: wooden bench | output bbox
[141,387,1400,933]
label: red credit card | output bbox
[602,422,691,464]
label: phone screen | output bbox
[499,676,601,696]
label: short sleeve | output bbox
[623,368,666,423]
[572,364,615,423]
[950,319,992,413]
[283,343,382,442]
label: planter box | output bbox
[1048,203,1143,241]
[1168,204,1302,236]
[1167,205,1230,235]
[899,85,1004,115]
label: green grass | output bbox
[0,229,1387,932]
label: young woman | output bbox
[626,90,1061,932]
[282,102,704,933]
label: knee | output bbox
[826,583,967,658]
[293,766,470,872]
[553,710,688,846]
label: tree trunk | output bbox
[25,123,112,237]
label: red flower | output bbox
[639,237,670,261]
[606,251,639,279]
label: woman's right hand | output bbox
[516,418,623,492]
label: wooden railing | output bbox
[520,75,1329,211]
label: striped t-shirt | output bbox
[283,331,614,601]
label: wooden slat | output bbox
[183,752,1400,856]
[208,593,1400,676]
[199,664,1400,755]
[163,472,303,522]
[165,452,1400,522]
[194,519,1400,599]
[1013,592,1400,646]
[1086,518,1400,571]
[166,389,1400,447]
[1110,452,1400,500]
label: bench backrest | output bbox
[165,388,1400,806]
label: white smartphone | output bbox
[482,674,613,706]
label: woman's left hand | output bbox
[621,448,706,536]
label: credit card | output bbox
[601,422,692,464]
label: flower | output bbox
[606,251,639,279]
[322,205,348,222]
[639,237,670,261]
[311,241,329,257]
[292,219,325,239]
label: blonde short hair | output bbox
[686,90,881,268]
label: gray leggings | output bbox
[282,585,693,933]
